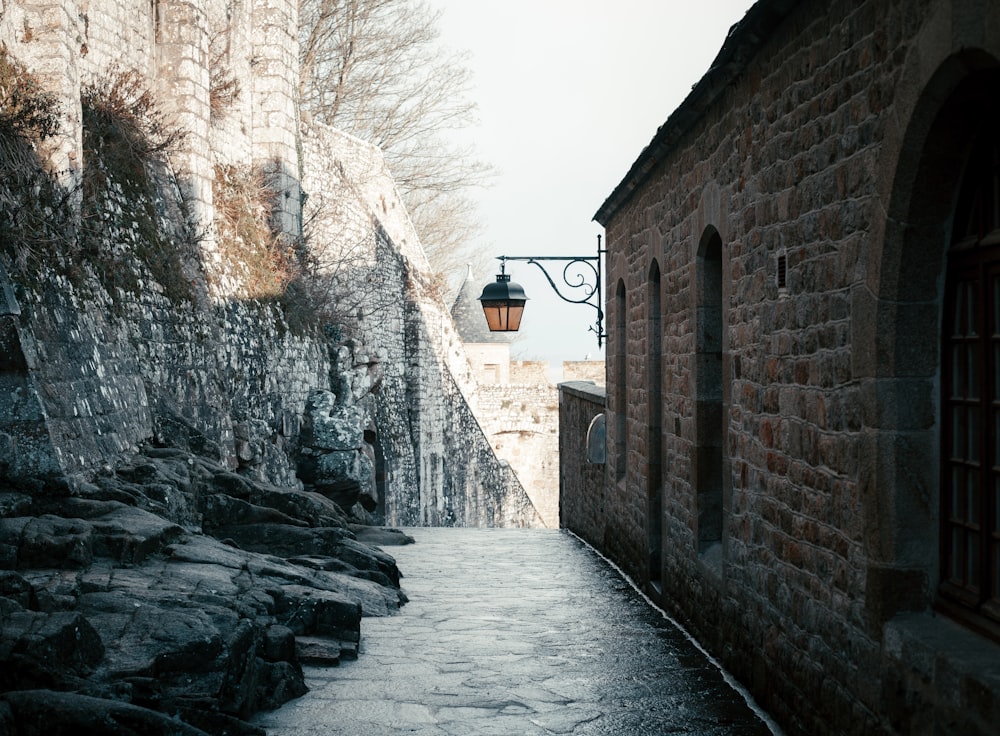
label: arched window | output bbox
[695,229,724,555]
[614,279,627,483]
[941,104,1000,627]
[647,260,663,588]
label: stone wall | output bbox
[558,381,605,542]
[477,381,559,527]
[563,360,604,384]
[590,0,1000,734]
[299,121,540,528]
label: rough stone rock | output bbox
[270,584,362,642]
[349,524,415,546]
[262,624,296,662]
[300,447,377,511]
[297,388,379,513]
[0,611,104,691]
[250,486,349,528]
[201,493,308,532]
[301,390,366,451]
[0,572,34,610]
[0,516,94,570]
[0,689,216,736]
[150,404,224,463]
[210,522,353,558]
[88,506,185,564]
[254,659,309,710]
[211,522,401,586]
[3,506,184,568]
[0,446,408,734]
[164,534,405,615]
[0,495,30,519]
[294,635,358,665]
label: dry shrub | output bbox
[0,44,59,142]
[213,163,297,299]
[79,67,194,303]
[81,67,184,196]
[0,45,69,275]
[209,33,240,123]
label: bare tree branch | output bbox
[298,0,494,284]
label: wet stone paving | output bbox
[254,528,779,735]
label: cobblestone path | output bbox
[254,527,780,735]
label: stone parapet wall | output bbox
[562,360,604,384]
[558,381,606,542]
[508,360,548,384]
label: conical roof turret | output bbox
[451,264,516,343]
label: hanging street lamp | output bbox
[478,259,528,332]
[478,235,606,347]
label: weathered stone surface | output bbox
[202,493,308,532]
[270,584,361,642]
[0,689,216,736]
[0,572,33,610]
[0,516,94,570]
[301,391,366,451]
[261,624,296,663]
[251,486,349,528]
[210,522,352,557]
[88,507,185,564]
[0,444,406,734]
[0,610,104,693]
[294,635,358,665]
[348,524,415,546]
[299,448,377,513]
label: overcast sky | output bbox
[430,0,753,374]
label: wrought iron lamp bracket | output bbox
[495,235,606,347]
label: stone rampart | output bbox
[0,0,538,528]
[300,120,539,527]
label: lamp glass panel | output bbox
[481,300,526,331]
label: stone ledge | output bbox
[883,611,1000,728]
[557,381,607,403]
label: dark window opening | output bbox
[614,280,627,483]
[647,261,663,588]
[941,110,1000,635]
[695,230,724,554]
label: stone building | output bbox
[562,0,1000,734]
[0,0,540,528]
